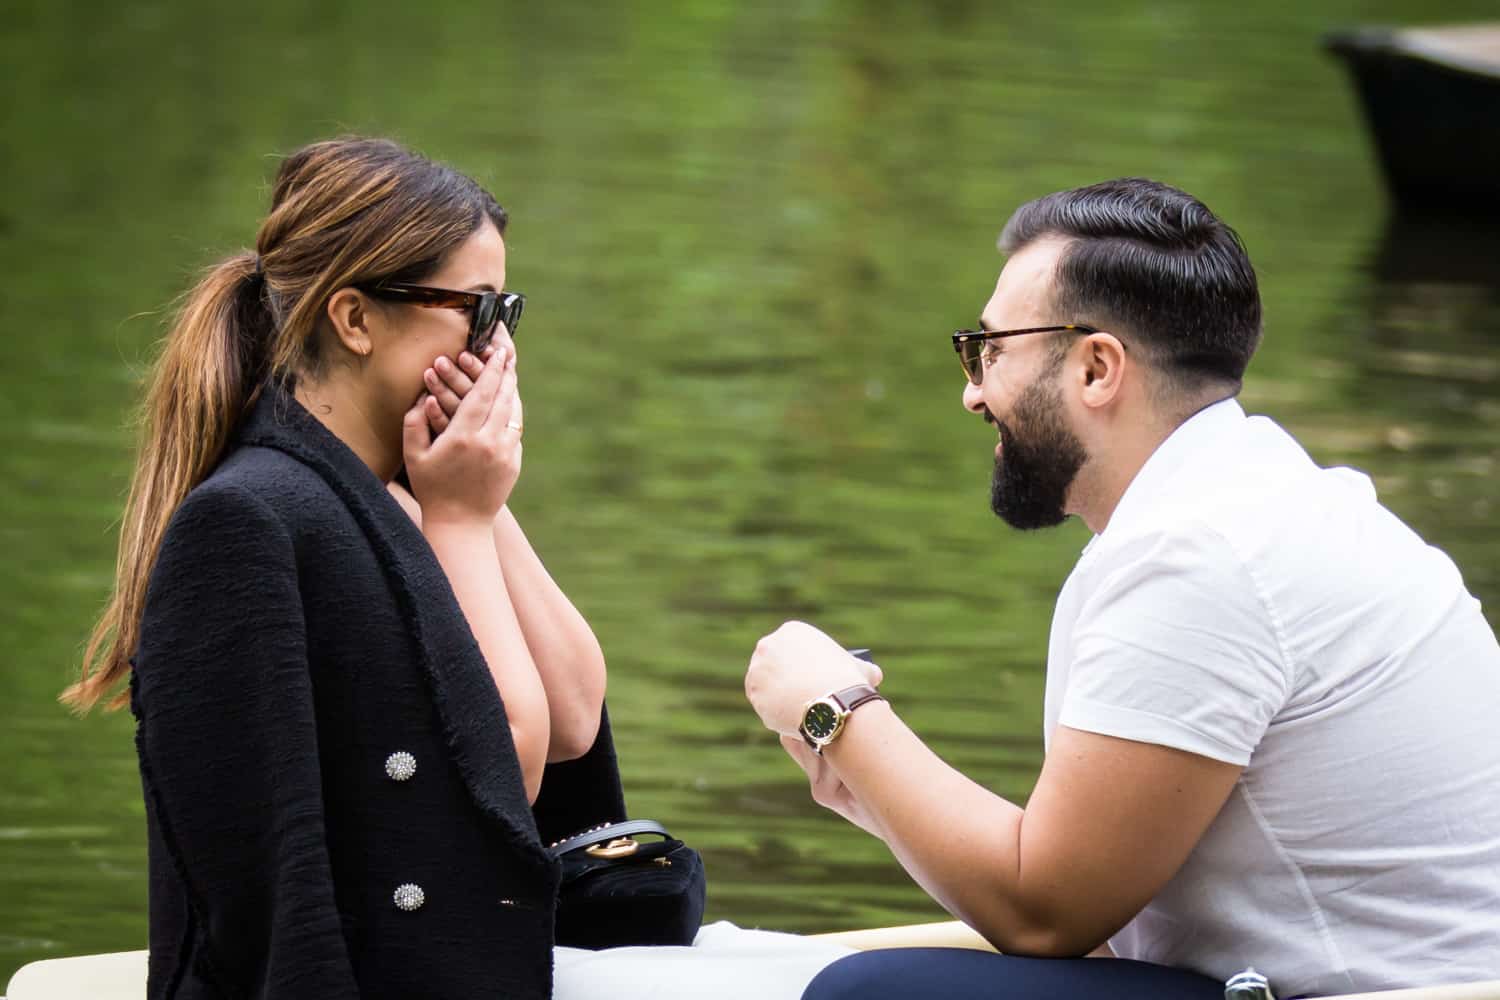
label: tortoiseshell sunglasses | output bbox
[951,324,1099,385]
[363,282,525,355]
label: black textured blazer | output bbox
[131,384,626,999]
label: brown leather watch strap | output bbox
[831,684,884,713]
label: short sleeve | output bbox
[133,483,359,997]
[1060,524,1291,766]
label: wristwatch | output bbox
[800,684,885,755]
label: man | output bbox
[744,179,1500,999]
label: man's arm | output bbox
[818,706,1238,955]
[748,621,1241,957]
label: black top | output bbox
[131,385,626,999]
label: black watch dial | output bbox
[803,701,840,741]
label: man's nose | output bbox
[962,379,986,414]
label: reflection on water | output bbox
[3,0,1499,981]
[1337,212,1500,601]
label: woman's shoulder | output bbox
[167,444,343,548]
[209,443,340,511]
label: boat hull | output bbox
[1326,26,1500,211]
[6,940,1500,999]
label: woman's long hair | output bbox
[65,137,507,711]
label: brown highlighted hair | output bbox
[65,137,507,711]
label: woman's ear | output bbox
[324,288,374,358]
[1078,332,1127,409]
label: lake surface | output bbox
[3,0,1498,982]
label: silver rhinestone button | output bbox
[393,883,425,911]
[384,751,417,782]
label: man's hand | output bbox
[744,621,882,735]
[779,733,886,838]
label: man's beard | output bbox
[990,375,1088,530]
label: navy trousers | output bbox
[803,948,1225,1000]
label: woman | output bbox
[65,137,616,999]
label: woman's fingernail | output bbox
[436,356,452,373]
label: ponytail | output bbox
[64,252,268,711]
[66,135,507,712]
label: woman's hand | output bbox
[420,344,520,437]
[402,346,523,526]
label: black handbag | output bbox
[549,819,707,950]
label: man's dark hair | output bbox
[998,178,1262,396]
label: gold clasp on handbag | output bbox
[585,836,640,859]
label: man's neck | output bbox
[1073,435,1164,535]
[293,377,400,482]
[1072,394,1234,534]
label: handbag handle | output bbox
[547,819,674,859]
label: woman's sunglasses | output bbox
[362,282,525,355]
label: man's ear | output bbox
[1078,332,1127,409]
[324,288,374,358]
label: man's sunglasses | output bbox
[362,282,525,355]
[951,324,1100,385]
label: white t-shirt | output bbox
[1045,399,1500,997]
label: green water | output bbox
[4,0,1499,983]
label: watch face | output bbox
[803,701,840,741]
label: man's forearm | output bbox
[822,702,1076,955]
